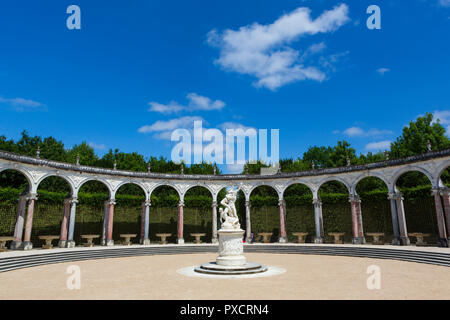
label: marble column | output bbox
[278,198,287,243]
[245,200,251,243]
[140,200,151,245]
[212,200,218,244]
[440,188,450,241]
[388,193,401,245]
[58,197,71,248]
[105,199,115,246]
[313,198,324,243]
[177,200,184,244]
[349,194,365,244]
[66,197,78,248]
[22,193,38,250]
[392,192,410,245]
[10,195,27,250]
[432,189,448,247]
[101,200,110,245]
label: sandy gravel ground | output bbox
[0,253,449,300]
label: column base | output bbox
[437,238,448,248]
[22,241,33,250]
[66,241,76,248]
[106,239,114,246]
[352,237,366,244]
[9,241,22,250]
[314,237,324,244]
[58,240,67,248]
[278,237,287,243]
[101,238,106,246]
[400,237,410,246]
[391,238,402,246]
[141,239,150,245]
[212,238,218,244]
[177,238,184,244]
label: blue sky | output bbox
[0,0,449,173]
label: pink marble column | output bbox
[11,195,27,250]
[349,194,365,244]
[177,200,184,244]
[106,199,115,246]
[432,189,448,246]
[278,198,287,243]
[394,192,410,245]
[58,198,71,248]
[441,189,450,240]
[245,200,251,243]
[23,193,38,250]
[140,202,146,242]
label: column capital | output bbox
[431,188,442,196]
[349,194,361,203]
[212,200,217,207]
[143,200,151,207]
[245,200,251,207]
[388,192,403,200]
[312,198,322,205]
[278,198,284,206]
[178,200,185,207]
[69,197,78,204]
[107,199,116,205]
[26,193,38,201]
[440,187,450,196]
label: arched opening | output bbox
[318,180,352,243]
[355,176,392,243]
[113,183,146,244]
[34,176,73,246]
[395,171,438,244]
[283,183,314,242]
[149,185,180,243]
[0,169,30,238]
[76,180,111,245]
[183,186,213,243]
[247,185,279,243]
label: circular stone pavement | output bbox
[0,253,449,300]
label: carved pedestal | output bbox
[216,229,246,266]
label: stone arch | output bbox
[112,181,148,200]
[392,166,434,191]
[282,180,314,198]
[184,183,214,199]
[351,172,389,195]
[36,173,75,196]
[77,178,112,198]
[316,176,351,194]
[0,166,33,191]
[149,182,183,200]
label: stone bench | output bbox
[328,232,345,244]
[38,235,60,249]
[156,233,172,244]
[81,234,100,247]
[257,232,273,243]
[0,236,14,252]
[292,232,308,243]
[408,233,431,246]
[120,234,137,246]
[190,233,206,244]
[366,232,385,245]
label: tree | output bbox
[67,142,98,166]
[390,113,450,158]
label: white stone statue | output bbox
[218,189,240,230]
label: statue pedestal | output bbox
[216,229,246,266]
[194,228,268,275]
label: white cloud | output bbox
[365,140,392,151]
[88,142,106,150]
[138,116,205,140]
[342,126,393,137]
[217,122,256,131]
[433,110,450,135]
[376,68,390,75]
[207,4,350,90]
[148,93,225,114]
[439,0,450,7]
[0,96,46,111]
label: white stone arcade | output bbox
[1,148,450,250]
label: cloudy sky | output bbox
[0,1,449,173]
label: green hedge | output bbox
[0,185,440,244]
